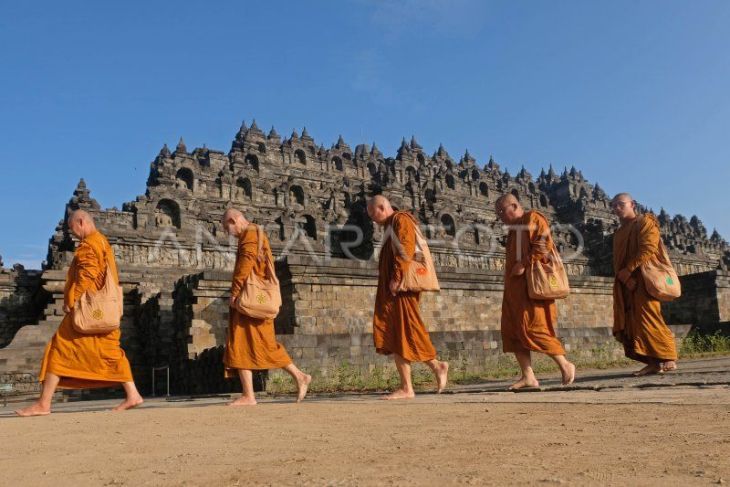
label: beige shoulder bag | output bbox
[526,245,570,300]
[234,226,282,319]
[394,213,440,293]
[641,238,681,302]
[72,243,123,334]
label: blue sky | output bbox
[1,0,728,268]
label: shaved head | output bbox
[611,192,637,222]
[495,193,523,224]
[221,208,249,237]
[611,192,633,205]
[367,194,395,225]
[494,193,519,211]
[367,194,392,210]
[67,209,96,239]
[223,208,245,222]
[69,209,93,225]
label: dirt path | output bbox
[1,385,728,486]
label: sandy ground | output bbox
[1,383,729,487]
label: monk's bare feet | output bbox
[112,395,144,412]
[15,403,51,417]
[632,363,661,376]
[382,388,415,400]
[560,361,576,386]
[661,361,678,372]
[508,377,540,390]
[296,374,312,403]
[229,396,257,406]
[436,361,449,393]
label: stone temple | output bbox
[1,120,729,395]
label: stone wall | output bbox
[663,270,730,329]
[1,250,713,397]
[167,256,631,394]
[0,268,43,348]
[717,271,730,323]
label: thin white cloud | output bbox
[362,0,490,39]
[349,48,429,112]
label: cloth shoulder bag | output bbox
[526,246,570,300]
[234,226,282,319]
[394,213,440,293]
[72,242,123,334]
[640,236,681,302]
[525,245,570,300]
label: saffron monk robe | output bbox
[368,195,449,400]
[610,193,678,376]
[495,194,576,390]
[221,208,311,406]
[15,210,143,417]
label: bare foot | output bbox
[436,361,449,393]
[15,403,51,417]
[229,396,257,407]
[296,374,312,403]
[382,388,415,400]
[112,395,144,412]
[508,377,540,391]
[661,361,678,372]
[561,361,576,386]
[632,364,661,376]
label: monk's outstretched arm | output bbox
[66,242,101,309]
[231,227,259,297]
[624,217,660,273]
[392,215,416,283]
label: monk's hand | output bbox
[511,262,526,276]
[63,305,71,314]
[617,268,631,283]
[229,295,237,308]
[389,279,401,296]
[626,278,637,291]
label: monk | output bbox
[611,193,678,375]
[367,195,449,400]
[496,194,575,390]
[222,209,311,405]
[15,210,143,416]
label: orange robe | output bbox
[372,211,437,363]
[612,214,677,363]
[500,211,565,355]
[224,224,291,377]
[40,230,133,389]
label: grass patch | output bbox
[680,330,730,358]
[264,344,635,395]
[441,346,633,386]
[263,334,730,395]
[266,362,403,395]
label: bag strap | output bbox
[390,212,424,257]
[251,224,276,279]
[106,241,120,284]
[91,239,115,292]
[638,214,671,265]
[254,224,264,262]
[508,213,539,265]
[105,241,115,266]
[657,238,672,266]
